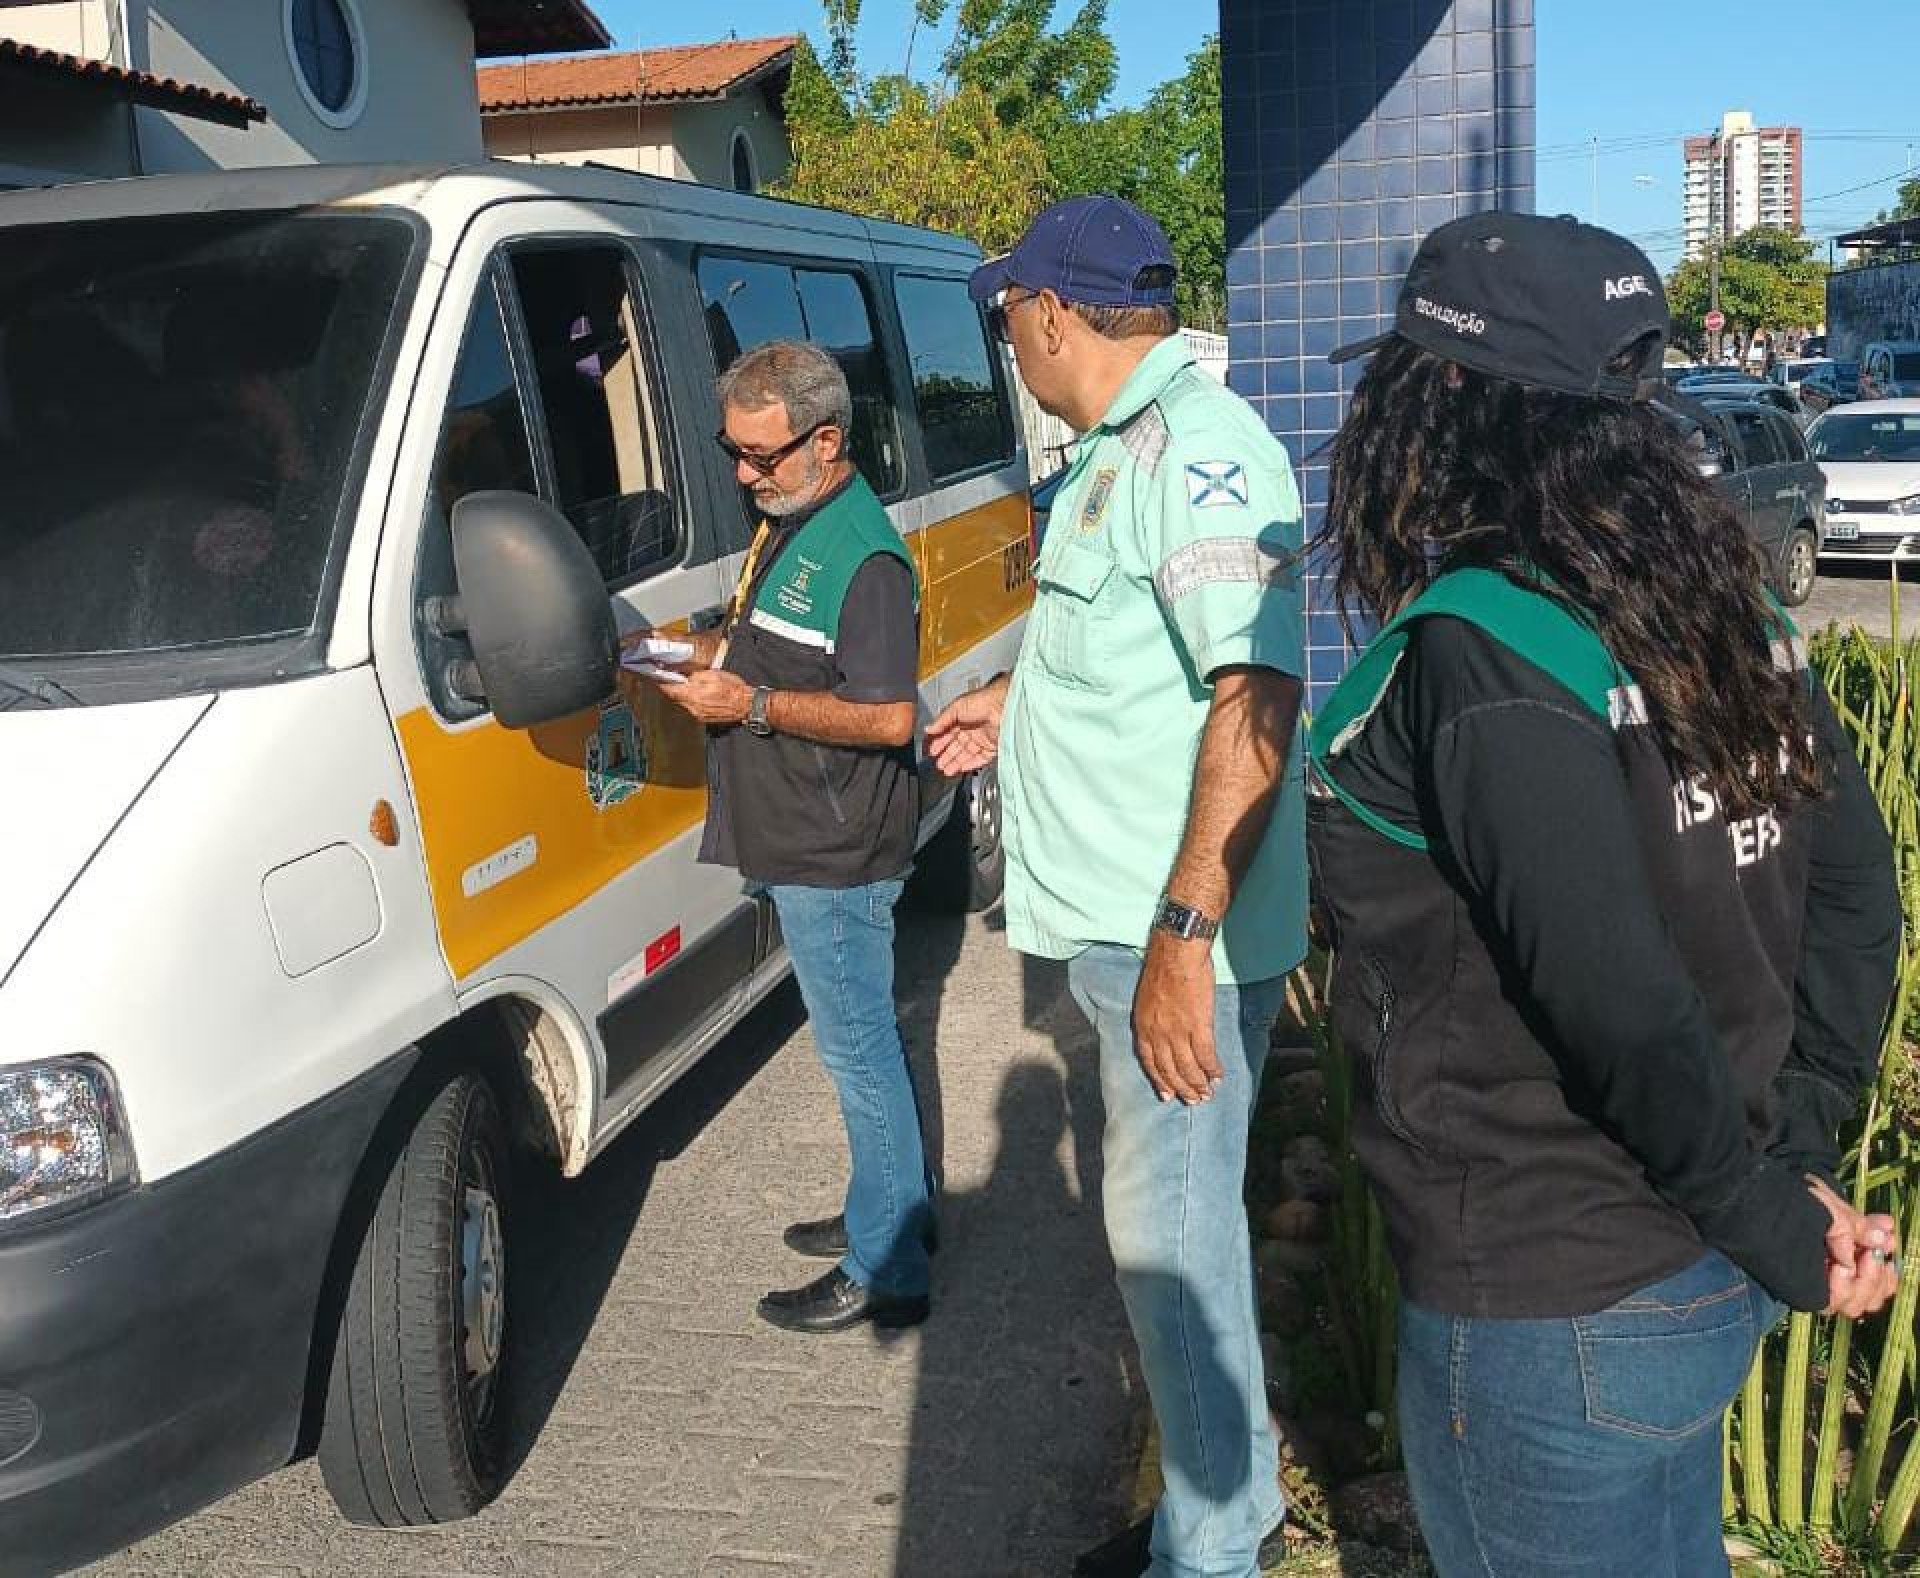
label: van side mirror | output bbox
[450,490,617,728]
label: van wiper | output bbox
[0,662,84,709]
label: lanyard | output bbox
[716,520,775,665]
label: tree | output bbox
[1871,176,1920,226]
[1664,226,1827,357]
[779,4,1225,329]
[775,79,1053,256]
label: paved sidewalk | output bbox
[86,910,1140,1578]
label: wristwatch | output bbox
[746,685,776,737]
[1153,895,1219,943]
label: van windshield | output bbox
[0,210,414,685]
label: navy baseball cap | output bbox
[1329,212,1670,401]
[967,195,1178,307]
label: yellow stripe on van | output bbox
[399,492,1034,981]
[919,490,1033,677]
[397,680,711,981]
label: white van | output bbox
[0,162,1032,1573]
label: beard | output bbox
[751,450,827,518]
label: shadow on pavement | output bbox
[500,982,807,1481]
[891,912,1142,1577]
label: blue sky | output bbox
[587,1,1213,108]
[590,2,1916,271]
[1536,0,1919,270]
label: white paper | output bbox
[623,662,687,685]
[619,636,695,685]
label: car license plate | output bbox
[1827,519,1860,542]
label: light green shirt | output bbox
[1000,335,1308,984]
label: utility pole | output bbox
[1591,135,1600,225]
[1708,127,1722,365]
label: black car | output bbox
[1658,392,1827,605]
[1800,360,1860,414]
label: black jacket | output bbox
[1308,572,1900,1316]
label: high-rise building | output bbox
[1683,111,1802,260]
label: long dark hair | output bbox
[1319,337,1821,816]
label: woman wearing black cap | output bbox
[1305,213,1903,1576]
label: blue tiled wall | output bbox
[1221,0,1536,700]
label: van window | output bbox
[698,253,903,497]
[508,246,682,584]
[0,210,413,673]
[415,269,540,718]
[893,273,1013,481]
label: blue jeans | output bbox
[1399,1250,1784,1577]
[768,878,932,1298]
[1068,943,1286,1578]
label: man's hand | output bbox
[620,627,722,672]
[657,668,753,727]
[925,675,1009,776]
[1132,933,1220,1104]
[1808,1175,1901,1320]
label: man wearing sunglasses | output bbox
[638,340,932,1334]
[928,196,1305,1578]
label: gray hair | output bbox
[717,340,852,439]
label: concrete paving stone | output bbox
[82,910,1137,1578]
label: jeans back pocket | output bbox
[1574,1252,1757,1439]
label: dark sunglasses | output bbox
[715,421,825,477]
[986,292,1041,346]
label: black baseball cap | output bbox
[1329,212,1670,401]
[967,195,1178,307]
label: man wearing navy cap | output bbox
[928,197,1307,1578]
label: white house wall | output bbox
[482,94,789,192]
[123,0,484,173]
[1,1,119,57]
[482,105,685,179]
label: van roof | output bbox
[0,160,983,265]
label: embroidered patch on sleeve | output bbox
[1185,461,1250,509]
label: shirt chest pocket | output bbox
[1032,539,1118,692]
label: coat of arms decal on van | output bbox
[585,700,646,809]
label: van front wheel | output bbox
[318,1072,510,1526]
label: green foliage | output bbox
[773,79,1052,256]
[1665,228,1828,356]
[780,4,1224,328]
[1727,598,1920,1561]
[1872,177,1920,227]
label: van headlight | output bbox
[0,1058,137,1227]
[1887,493,1920,516]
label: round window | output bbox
[289,0,360,119]
[730,131,757,194]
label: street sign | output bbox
[1704,309,1726,332]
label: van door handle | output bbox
[689,604,728,632]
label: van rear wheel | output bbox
[911,764,1005,913]
[318,1072,510,1526]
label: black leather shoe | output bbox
[755,1266,929,1333]
[1071,1513,1286,1576]
[781,1211,941,1260]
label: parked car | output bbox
[1858,341,1920,400]
[1769,357,1829,395]
[0,162,1034,1574]
[1681,378,1812,426]
[1800,360,1860,413]
[1658,392,1827,604]
[1804,398,1920,566]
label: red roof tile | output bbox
[0,38,266,126]
[477,35,798,113]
